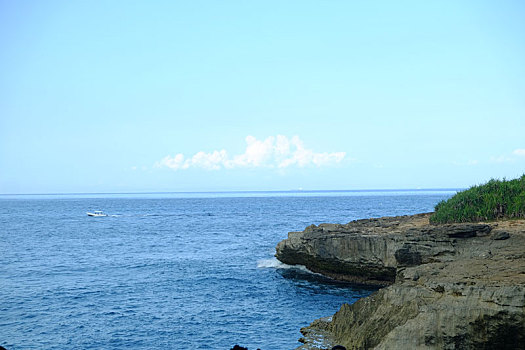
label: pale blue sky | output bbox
[1,0,524,193]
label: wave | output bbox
[256,257,323,276]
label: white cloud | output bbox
[156,135,347,171]
[157,153,186,170]
[489,149,525,163]
[156,150,229,170]
[513,149,525,157]
[490,156,509,163]
[229,135,276,168]
[188,150,229,170]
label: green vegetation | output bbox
[430,175,525,224]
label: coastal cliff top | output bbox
[416,218,525,286]
[300,213,431,236]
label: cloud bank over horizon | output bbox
[156,135,347,171]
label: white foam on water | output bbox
[257,257,289,269]
[256,257,323,276]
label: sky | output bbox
[1,0,524,194]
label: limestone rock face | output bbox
[276,214,525,350]
[276,213,491,285]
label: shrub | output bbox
[430,175,525,224]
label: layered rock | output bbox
[275,214,525,349]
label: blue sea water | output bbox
[0,190,455,350]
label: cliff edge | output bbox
[275,213,525,349]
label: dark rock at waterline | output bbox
[229,346,261,350]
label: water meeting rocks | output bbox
[275,213,525,349]
[275,213,485,285]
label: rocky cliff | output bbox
[275,213,525,349]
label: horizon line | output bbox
[0,188,464,196]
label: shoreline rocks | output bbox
[275,214,525,349]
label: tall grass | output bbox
[430,175,525,224]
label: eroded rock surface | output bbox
[276,214,525,349]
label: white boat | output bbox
[87,210,108,217]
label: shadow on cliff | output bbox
[276,267,380,295]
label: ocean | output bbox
[0,190,455,349]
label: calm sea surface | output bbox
[0,191,455,349]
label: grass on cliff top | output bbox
[430,175,525,224]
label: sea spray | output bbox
[257,257,325,277]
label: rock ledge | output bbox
[276,214,525,349]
